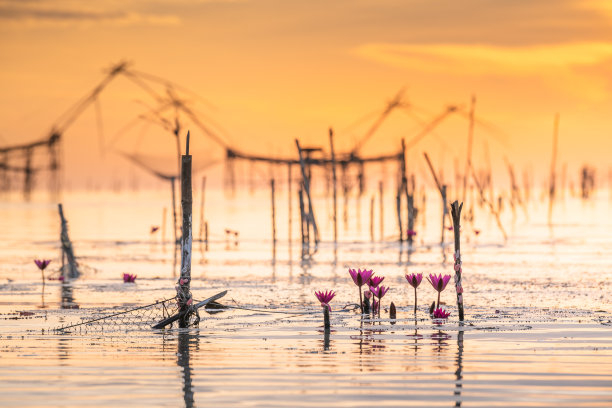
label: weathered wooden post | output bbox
[177,131,194,328]
[58,203,79,279]
[379,181,384,241]
[270,178,277,261]
[450,201,465,321]
[329,128,338,244]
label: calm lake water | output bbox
[0,186,611,407]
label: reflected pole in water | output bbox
[177,331,197,408]
[454,328,465,407]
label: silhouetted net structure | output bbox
[50,297,199,334]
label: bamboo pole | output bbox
[271,178,277,260]
[177,131,194,328]
[396,187,403,243]
[288,163,292,245]
[423,152,451,245]
[369,195,375,242]
[462,95,476,204]
[171,177,178,245]
[450,201,465,321]
[198,176,206,241]
[329,128,338,244]
[379,181,384,241]
[295,139,319,245]
[470,165,507,241]
[407,175,416,245]
[299,185,306,249]
[58,203,79,279]
[161,207,167,246]
[548,113,559,225]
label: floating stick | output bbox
[153,291,227,329]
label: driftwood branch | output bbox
[152,290,228,329]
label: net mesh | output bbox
[51,297,199,333]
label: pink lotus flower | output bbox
[368,275,385,288]
[349,268,374,314]
[405,272,423,314]
[123,273,137,283]
[34,259,51,286]
[433,307,451,319]
[369,285,389,318]
[427,274,451,292]
[369,285,389,299]
[34,259,51,271]
[407,230,417,237]
[349,268,373,287]
[405,273,423,289]
[427,273,451,308]
[315,290,336,310]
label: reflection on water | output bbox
[176,331,198,408]
[0,190,611,406]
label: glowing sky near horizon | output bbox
[1,0,611,188]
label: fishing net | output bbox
[51,297,198,334]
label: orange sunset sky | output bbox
[1,0,611,189]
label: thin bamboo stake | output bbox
[171,177,178,245]
[423,152,451,244]
[369,195,375,242]
[330,128,338,243]
[462,95,476,204]
[450,201,465,321]
[198,176,206,241]
[58,203,79,279]
[407,175,416,245]
[161,207,167,246]
[295,139,319,245]
[379,181,384,241]
[470,166,508,241]
[288,162,292,245]
[396,187,403,242]
[271,178,277,260]
[548,113,559,225]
